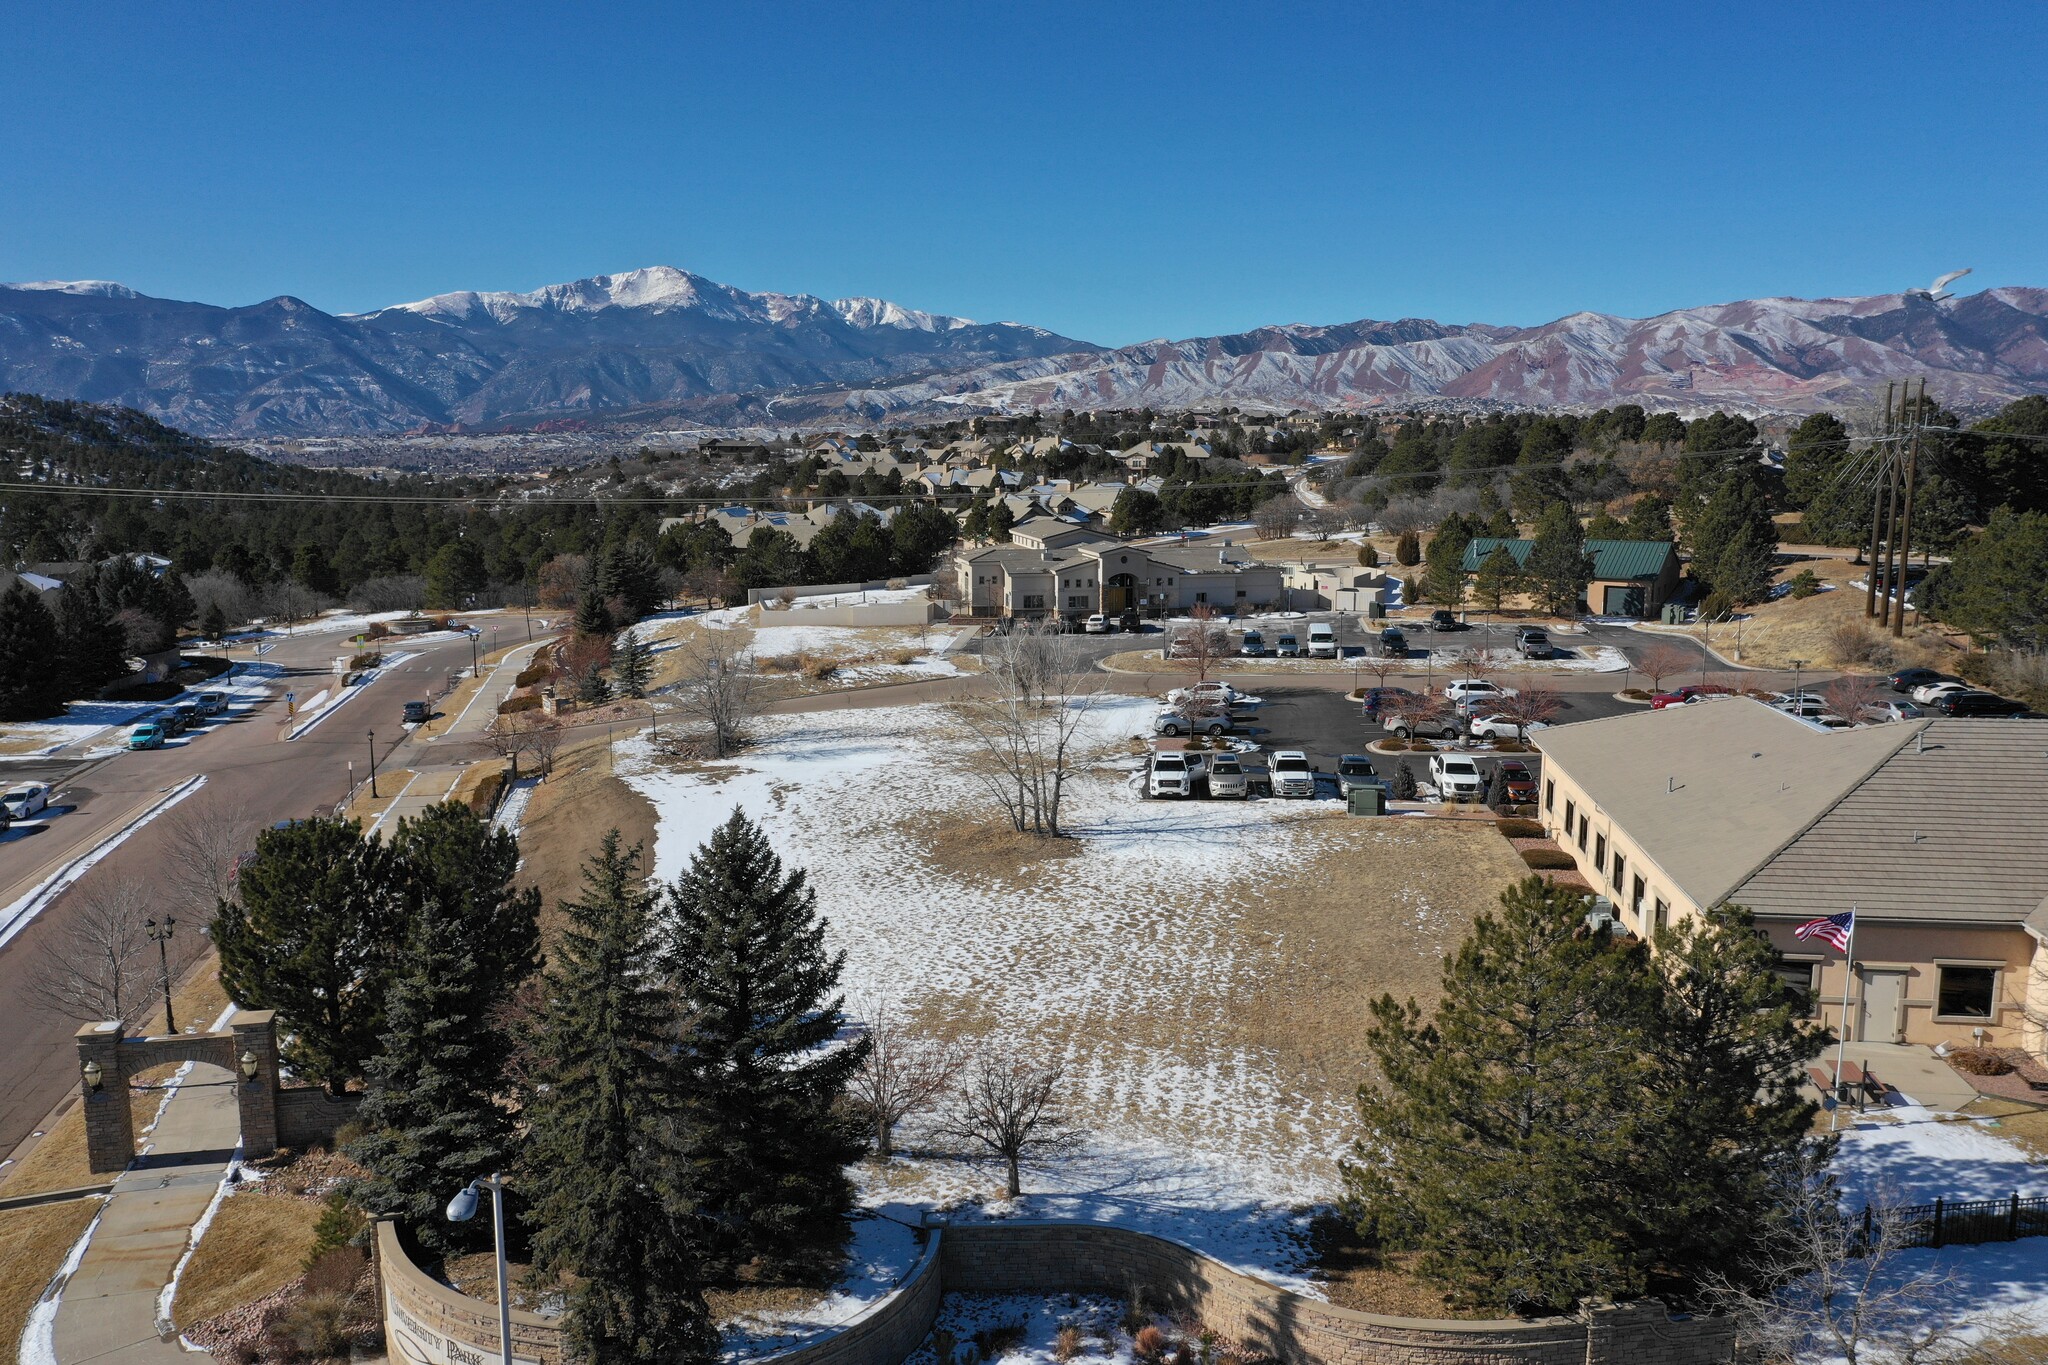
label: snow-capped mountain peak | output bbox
[1,279,142,299]
[833,297,974,332]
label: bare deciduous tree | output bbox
[1823,673,1888,725]
[683,564,733,610]
[1708,1161,1961,1365]
[1172,605,1228,684]
[952,623,1102,837]
[1252,495,1302,542]
[27,877,158,1024]
[943,1042,1083,1198]
[159,793,261,919]
[848,997,962,1157]
[1638,640,1698,694]
[674,629,761,758]
[1487,686,1564,740]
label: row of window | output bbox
[1547,784,1668,934]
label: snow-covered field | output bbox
[617,696,1366,1284]
[722,1213,927,1359]
[1834,1105,2048,1210]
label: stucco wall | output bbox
[378,1218,1734,1365]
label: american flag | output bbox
[1794,911,1854,953]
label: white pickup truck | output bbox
[1429,753,1486,802]
[1270,750,1317,798]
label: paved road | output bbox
[0,615,534,1165]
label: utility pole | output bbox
[1891,379,1926,637]
[1864,383,1895,620]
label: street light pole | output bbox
[447,1175,513,1365]
[1791,658,1808,702]
[367,730,380,799]
[145,916,176,1034]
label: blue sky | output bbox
[3,2,2043,346]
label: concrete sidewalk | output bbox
[49,1067,239,1364]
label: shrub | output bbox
[1492,740,1527,754]
[347,651,382,671]
[758,654,804,673]
[514,664,551,688]
[890,648,921,665]
[1171,1346,1196,1365]
[1620,687,1652,699]
[1055,1326,1084,1363]
[303,1245,367,1294]
[1787,568,1821,599]
[805,657,839,680]
[975,1325,1027,1359]
[1830,621,1895,668]
[1948,1048,2015,1077]
[269,1290,356,1362]
[1520,848,1578,870]
[302,1192,366,1271]
[497,694,543,715]
[366,621,391,640]
[1133,1327,1169,1363]
[1496,818,1546,838]
[933,1330,957,1365]
[1392,762,1418,800]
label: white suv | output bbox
[1270,750,1317,798]
[1429,753,1486,801]
[1148,752,1198,798]
[1468,713,1548,741]
[1444,679,1517,706]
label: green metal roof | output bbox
[1460,537,1676,580]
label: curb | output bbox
[0,774,208,951]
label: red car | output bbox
[1497,759,1537,804]
[1651,684,1736,710]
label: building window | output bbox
[1653,898,1669,933]
[1936,966,1999,1021]
[1630,875,1645,921]
[1563,797,1575,832]
[1610,851,1626,893]
[1577,814,1589,852]
[1776,958,1821,1016]
[1067,596,1086,611]
[1544,779,1555,812]
[1021,594,1045,609]
[1594,833,1607,873]
[1195,591,1208,604]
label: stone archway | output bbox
[73,1011,294,1172]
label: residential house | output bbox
[1532,700,2048,1055]
[1459,537,1681,618]
[957,530,1283,621]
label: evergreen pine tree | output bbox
[1355,542,1380,569]
[349,804,541,1254]
[213,818,406,1095]
[1694,470,1780,605]
[1392,761,1417,800]
[1633,905,1832,1298]
[1472,545,1526,614]
[1422,514,1473,609]
[523,834,716,1365]
[1343,877,1659,1313]
[0,581,66,720]
[1393,529,1421,566]
[1524,503,1595,616]
[54,581,130,698]
[1624,492,1674,542]
[612,631,651,699]
[574,589,614,637]
[202,601,229,644]
[661,811,869,1280]
[578,663,613,705]
[986,500,1016,543]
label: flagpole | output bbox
[1831,907,1857,1131]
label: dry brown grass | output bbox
[897,815,1086,885]
[515,735,660,944]
[1646,553,1959,672]
[0,1200,98,1352]
[171,1186,323,1327]
[1310,1221,1489,1321]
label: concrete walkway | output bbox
[1835,1041,1982,1113]
[48,1067,238,1364]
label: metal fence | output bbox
[1864,1193,2048,1250]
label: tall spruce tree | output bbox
[661,810,869,1281]
[1524,503,1595,616]
[612,631,652,699]
[1472,545,1526,614]
[1343,877,1658,1313]
[0,581,66,720]
[214,818,406,1095]
[1422,513,1474,610]
[53,581,129,699]
[1633,905,1832,1299]
[349,804,541,1254]
[523,833,716,1365]
[1694,468,1780,604]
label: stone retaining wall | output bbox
[376,1218,1735,1365]
[276,1085,363,1150]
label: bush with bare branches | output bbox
[1486,687,1564,740]
[943,1041,1083,1198]
[848,997,962,1156]
[952,623,1104,837]
[1637,641,1697,694]
[27,876,159,1024]
[673,629,761,758]
[1821,674,1888,725]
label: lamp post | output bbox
[82,1060,104,1094]
[1791,658,1809,703]
[145,916,177,1033]
[448,1175,513,1365]
[367,730,380,799]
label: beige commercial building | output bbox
[958,521,1285,622]
[1533,700,2048,1055]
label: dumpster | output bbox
[1347,783,1387,817]
[1367,599,1386,620]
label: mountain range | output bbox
[3,267,2045,435]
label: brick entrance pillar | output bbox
[75,1021,133,1173]
[230,1010,281,1159]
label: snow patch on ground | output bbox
[900,1293,1136,1365]
[721,1213,927,1359]
[1832,1106,2048,1209]
[0,775,207,950]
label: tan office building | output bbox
[1533,700,2048,1055]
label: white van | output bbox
[1306,622,1338,658]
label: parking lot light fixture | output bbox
[447,1175,513,1365]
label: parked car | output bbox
[1430,609,1470,632]
[1306,622,1338,658]
[1378,627,1409,654]
[1888,667,1948,694]
[196,691,228,716]
[1429,753,1486,801]
[173,702,202,730]
[1870,700,1924,723]
[1170,680,1249,707]
[1238,629,1266,656]
[1206,754,1248,800]
[1651,684,1735,709]
[1444,678,1518,706]
[1497,759,1537,804]
[1516,628,1552,659]
[1166,626,1230,660]
[1930,690,2029,717]
[403,699,433,724]
[1119,607,1142,633]
[1083,613,1112,634]
[1383,707,1462,741]
[1336,755,1381,794]
[1275,634,1303,658]
[1774,694,1830,719]
[128,722,167,750]
[1148,752,1198,798]
[160,708,192,736]
[1359,686,1420,719]
[1468,712,1550,741]
[2,782,51,819]
[1269,750,1317,798]
[1911,680,1971,705]
[1154,707,1231,737]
